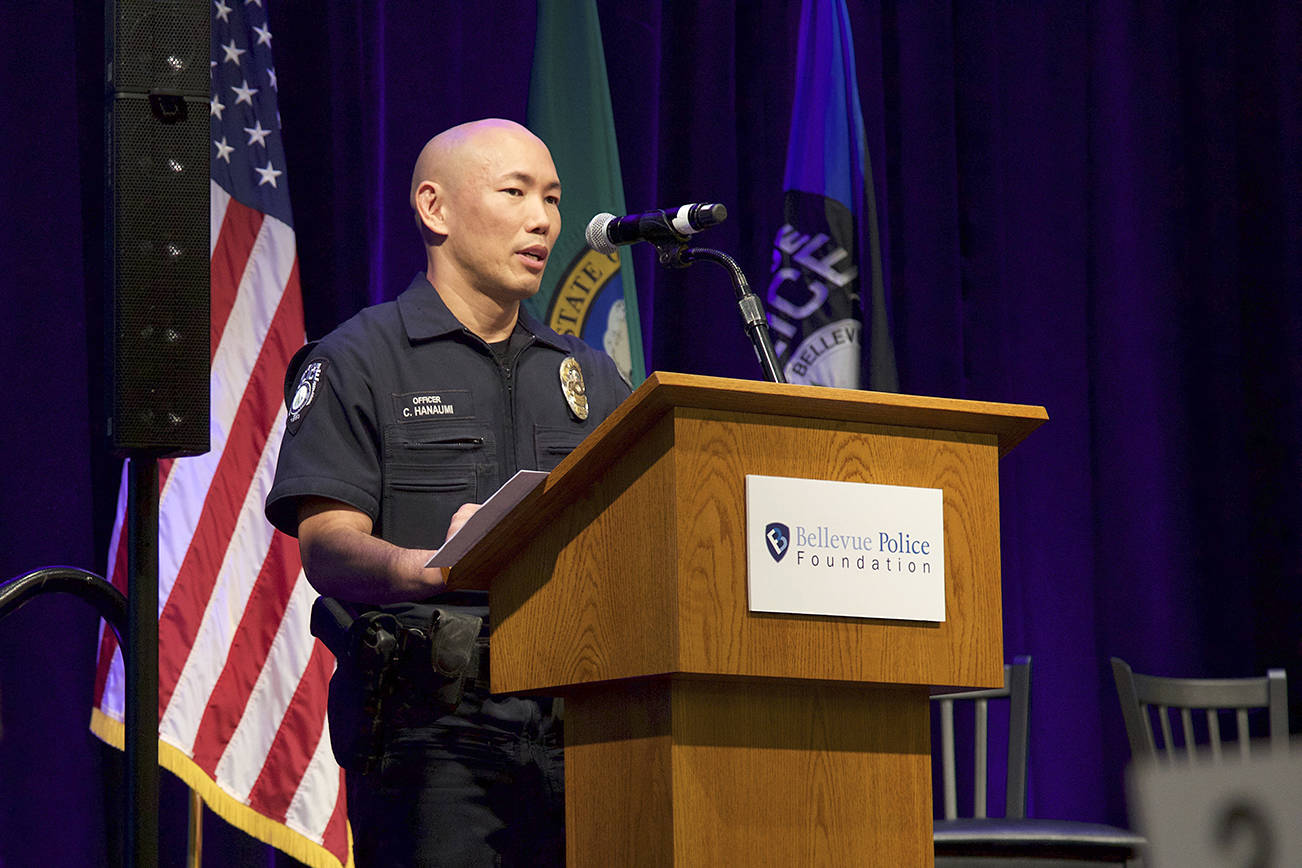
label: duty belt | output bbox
[310,598,489,744]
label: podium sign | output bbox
[744,473,945,621]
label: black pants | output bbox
[345,708,564,868]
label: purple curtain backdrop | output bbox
[1,1,1298,864]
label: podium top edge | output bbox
[631,371,1048,455]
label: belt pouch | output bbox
[427,607,483,711]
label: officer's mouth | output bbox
[516,245,549,272]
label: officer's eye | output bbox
[502,187,524,197]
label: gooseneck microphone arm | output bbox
[655,243,787,384]
[587,204,784,383]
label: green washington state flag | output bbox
[526,0,646,385]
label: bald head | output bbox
[408,118,562,318]
[409,118,549,211]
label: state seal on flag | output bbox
[545,246,633,383]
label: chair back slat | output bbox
[1157,704,1176,758]
[1206,709,1222,762]
[1141,706,1159,755]
[940,698,957,820]
[974,698,988,818]
[1179,707,1196,761]
[1236,708,1250,760]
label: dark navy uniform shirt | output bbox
[265,273,631,624]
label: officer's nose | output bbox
[525,195,553,236]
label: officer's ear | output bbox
[414,179,449,239]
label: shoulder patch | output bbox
[286,358,329,435]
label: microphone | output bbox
[585,203,728,254]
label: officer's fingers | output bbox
[445,503,483,542]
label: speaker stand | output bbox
[125,456,159,868]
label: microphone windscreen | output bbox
[698,203,727,227]
[585,213,618,254]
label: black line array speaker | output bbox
[105,0,211,457]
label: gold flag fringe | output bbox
[90,708,353,868]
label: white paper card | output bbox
[745,474,945,621]
[1128,743,1302,867]
[425,470,548,568]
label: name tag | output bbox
[393,390,473,422]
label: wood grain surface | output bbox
[565,676,933,866]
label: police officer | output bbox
[265,118,631,867]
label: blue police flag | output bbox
[767,0,897,390]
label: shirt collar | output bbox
[396,272,575,353]
[396,274,466,341]
[515,304,574,353]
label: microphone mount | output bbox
[653,241,787,384]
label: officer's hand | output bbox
[445,502,482,543]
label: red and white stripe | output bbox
[93,180,349,866]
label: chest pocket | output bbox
[532,424,588,472]
[381,422,494,550]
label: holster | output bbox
[309,596,484,772]
[426,607,484,709]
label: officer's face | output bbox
[441,129,562,302]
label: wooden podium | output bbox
[448,372,1046,866]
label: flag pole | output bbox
[187,788,203,868]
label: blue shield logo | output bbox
[765,523,790,562]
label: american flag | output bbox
[90,2,351,865]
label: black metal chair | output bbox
[1113,657,1295,866]
[1110,656,1288,763]
[933,656,1146,867]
